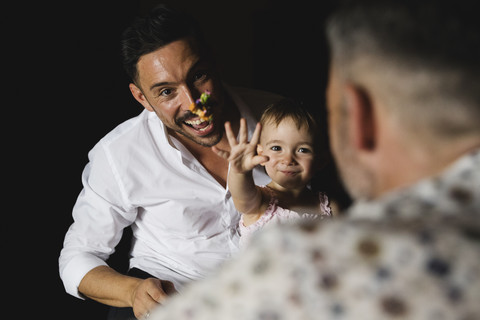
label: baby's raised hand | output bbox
[212,118,269,173]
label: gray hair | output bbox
[326,0,480,141]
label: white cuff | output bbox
[60,252,108,299]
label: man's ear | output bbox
[129,83,154,112]
[344,83,376,152]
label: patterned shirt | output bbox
[149,149,480,320]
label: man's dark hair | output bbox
[121,4,209,83]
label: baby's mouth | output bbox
[280,169,300,177]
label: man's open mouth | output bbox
[183,117,214,134]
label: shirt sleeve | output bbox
[59,142,137,299]
[148,218,480,320]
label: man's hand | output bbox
[78,266,178,319]
[131,278,177,319]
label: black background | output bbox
[6,0,345,318]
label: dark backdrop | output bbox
[8,0,346,318]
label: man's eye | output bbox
[193,71,208,82]
[159,88,172,97]
[271,146,281,151]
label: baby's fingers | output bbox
[250,122,262,146]
[251,155,269,167]
[224,121,238,147]
[238,118,248,143]
[212,146,230,160]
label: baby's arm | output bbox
[212,119,269,224]
[227,164,264,224]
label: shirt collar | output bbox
[347,148,480,220]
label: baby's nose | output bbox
[281,152,296,165]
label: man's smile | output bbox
[182,116,215,136]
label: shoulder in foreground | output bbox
[264,216,480,265]
[148,216,480,320]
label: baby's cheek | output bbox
[263,162,276,176]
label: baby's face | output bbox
[258,118,317,190]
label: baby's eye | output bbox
[298,147,312,153]
[270,146,282,152]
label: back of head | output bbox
[326,0,480,142]
[121,4,208,83]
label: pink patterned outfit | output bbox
[239,187,332,248]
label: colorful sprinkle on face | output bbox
[189,90,213,121]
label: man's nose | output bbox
[179,85,195,110]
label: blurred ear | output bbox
[344,83,376,152]
[129,83,154,112]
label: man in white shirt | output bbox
[143,0,480,319]
[58,4,280,319]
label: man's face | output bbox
[133,38,224,147]
[326,64,374,200]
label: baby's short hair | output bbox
[260,98,319,136]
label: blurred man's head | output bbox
[325,0,480,200]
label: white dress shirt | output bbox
[59,86,276,299]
